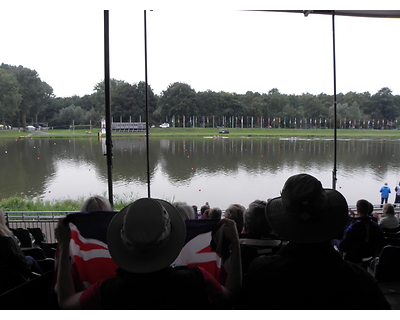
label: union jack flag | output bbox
[55,212,225,291]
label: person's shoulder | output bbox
[246,254,277,275]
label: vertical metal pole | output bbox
[104,10,114,206]
[332,11,337,190]
[144,10,151,198]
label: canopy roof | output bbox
[256,10,400,18]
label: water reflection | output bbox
[1,136,400,209]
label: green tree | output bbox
[267,88,289,118]
[159,82,197,119]
[371,87,399,120]
[196,90,221,117]
[55,105,85,126]
[0,68,21,126]
[300,93,327,120]
[111,81,136,120]
[30,81,53,127]
[135,81,157,124]
[1,64,52,130]
[84,107,103,127]
[92,78,125,114]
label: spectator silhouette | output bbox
[199,204,210,219]
[0,210,35,293]
[376,203,399,231]
[395,182,400,206]
[55,198,241,309]
[173,201,196,220]
[208,207,222,220]
[239,200,281,275]
[80,196,112,212]
[339,199,385,264]
[240,174,390,309]
[380,182,391,207]
[191,205,198,219]
[225,204,246,234]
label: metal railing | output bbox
[4,206,400,244]
[5,211,74,243]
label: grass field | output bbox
[2,127,400,139]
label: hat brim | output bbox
[266,189,348,243]
[107,198,186,273]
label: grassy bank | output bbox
[0,196,132,214]
[2,127,400,139]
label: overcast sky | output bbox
[2,1,399,98]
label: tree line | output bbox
[1,63,400,131]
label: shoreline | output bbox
[1,128,400,140]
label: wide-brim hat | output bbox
[266,173,348,243]
[107,198,186,273]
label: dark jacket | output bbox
[0,236,31,294]
[340,216,384,263]
[239,241,390,310]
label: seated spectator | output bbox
[0,210,34,293]
[191,205,198,219]
[208,207,222,220]
[55,198,241,309]
[225,204,246,234]
[239,174,390,309]
[376,203,399,230]
[339,199,385,264]
[240,200,282,275]
[80,196,113,212]
[173,201,196,220]
[199,204,210,219]
[242,200,270,238]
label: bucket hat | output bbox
[107,198,186,273]
[266,173,348,243]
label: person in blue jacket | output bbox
[380,182,391,207]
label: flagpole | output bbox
[144,10,151,198]
[332,11,338,190]
[104,10,114,206]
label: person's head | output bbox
[107,198,186,273]
[192,205,198,216]
[266,173,348,244]
[383,203,395,215]
[200,205,210,215]
[385,182,388,186]
[0,209,13,237]
[200,205,210,219]
[208,207,222,220]
[356,199,372,216]
[173,201,196,220]
[244,200,271,238]
[80,196,113,212]
[225,204,246,234]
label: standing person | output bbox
[239,173,390,310]
[395,182,400,206]
[55,198,242,309]
[380,182,391,207]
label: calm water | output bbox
[1,136,400,210]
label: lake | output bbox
[1,136,400,210]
